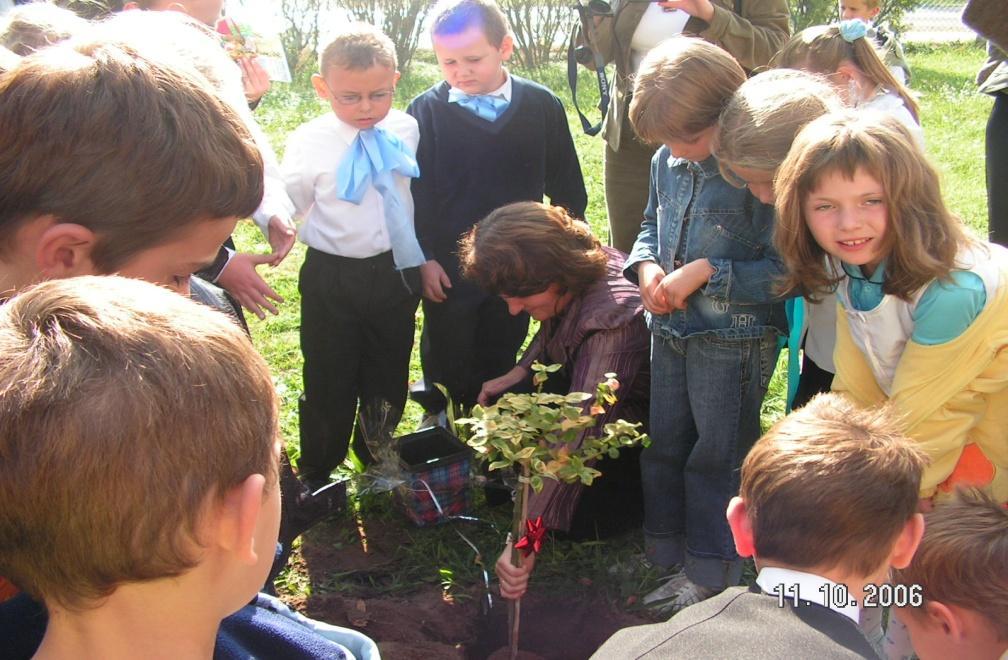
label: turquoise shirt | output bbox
[841,261,987,345]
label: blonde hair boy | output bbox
[894,490,1008,660]
[0,276,280,657]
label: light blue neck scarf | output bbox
[448,88,510,122]
[335,126,425,270]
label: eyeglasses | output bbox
[332,89,395,106]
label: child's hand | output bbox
[495,541,535,600]
[420,259,452,302]
[217,252,284,319]
[239,57,271,105]
[266,215,296,267]
[637,261,672,315]
[478,365,529,406]
[657,259,715,310]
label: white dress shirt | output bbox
[281,109,419,258]
[756,566,861,624]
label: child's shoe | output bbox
[664,579,719,616]
[641,568,689,607]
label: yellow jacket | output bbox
[833,277,1008,503]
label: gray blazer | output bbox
[591,585,881,659]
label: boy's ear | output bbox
[310,73,329,101]
[499,34,514,62]
[122,1,140,10]
[216,473,267,565]
[35,220,99,279]
[922,601,965,641]
[726,496,756,558]
[888,512,925,570]
[868,6,881,19]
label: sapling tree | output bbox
[457,362,649,660]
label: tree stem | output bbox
[508,462,531,660]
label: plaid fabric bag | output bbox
[394,427,472,526]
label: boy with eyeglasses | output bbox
[282,23,424,489]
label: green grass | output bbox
[236,42,991,603]
[906,41,992,234]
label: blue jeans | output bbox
[642,331,778,589]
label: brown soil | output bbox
[284,516,651,660]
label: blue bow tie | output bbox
[448,89,509,122]
[335,126,425,270]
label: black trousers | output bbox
[988,92,1008,246]
[791,352,835,411]
[297,249,419,482]
[419,276,529,411]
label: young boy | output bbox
[0,39,261,299]
[839,0,911,84]
[593,393,926,658]
[407,0,587,418]
[0,277,376,659]
[283,23,423,489]
[0,38,332,594]
[893,490,1008,660]
[122,0,293,321]
[623,37,786,613]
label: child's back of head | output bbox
[0,2,88,56]
[715,69,841,184]
[771,21,918,121]
[0,40,263,289]
[738,392,926,578]
[893,490,1008,660]
[0,275,279,613]
[629,36,745,148]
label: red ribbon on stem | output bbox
[514,516,546,557]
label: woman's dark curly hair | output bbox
[459,201,607,297]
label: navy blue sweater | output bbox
[406,76,587,275]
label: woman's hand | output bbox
[495,542,536,600]
[637,261,672,315]
[656,0,715,22]
[239,57,271,105]
[478,365,529,406]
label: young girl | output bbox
[775,111,1008,508]
[714,69,842,409]
[772,20,923,147]
[624,38,787,613]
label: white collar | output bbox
[448,70,512,102]
[756,566,861,624]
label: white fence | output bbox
[903,1,977,43]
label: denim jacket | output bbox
[624,150,787,340]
